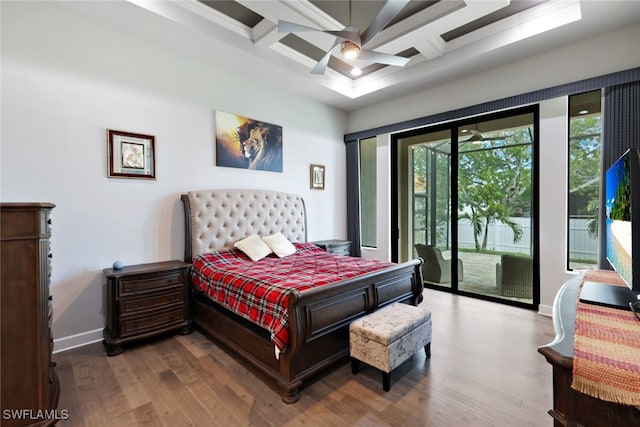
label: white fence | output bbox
[457,217,597,261]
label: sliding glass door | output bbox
[394,107,538,307]
[397,128,456,288]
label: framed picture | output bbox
[107,130,156,179]
[215,111,283,172]
[310,164,325,190]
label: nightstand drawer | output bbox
[120,288,184,315]
[119,272,183,296]
[120,307,185,338]
[328,245,350,255]
[313,239,351,256]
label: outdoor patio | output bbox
[424,250,596,304]
[425,251,530,303]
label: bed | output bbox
[181,189,423,403]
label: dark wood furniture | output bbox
[181,189,424,403]
[538,274,640,426]
[312,239,351,256]
[1,203,60,426]
[103,260,192,356]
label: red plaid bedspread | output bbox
[191,242,394,352]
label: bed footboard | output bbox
[279,258,423,402]
[192,258,423,403]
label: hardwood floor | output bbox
[54,289,556,426]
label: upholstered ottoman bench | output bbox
[349,302,432,391]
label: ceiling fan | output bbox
[277,0,411,75]
[460,130,506,144]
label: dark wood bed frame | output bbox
[181,190,423,403]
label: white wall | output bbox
[1,2,348,352]
[538,97,576,314]
[346,22,640,315]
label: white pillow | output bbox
[234,234,273,261]
[262,233,297,258]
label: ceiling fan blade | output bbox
[310,51,332,75]
[358,49,409,67]
[360,0,410,47]
[310,42,339,75]
[278,20,361,45]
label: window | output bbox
[568,90,601,270]
[360,137,377,247]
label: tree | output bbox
[568,116,601,237]
[458,138,531,251]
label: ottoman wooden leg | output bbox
[382,372,391,392]
[351,358,360,375]
[425,342,431,358]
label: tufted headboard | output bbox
[181,189,307,261]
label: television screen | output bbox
[605,149,633,289]
[580,148,640,313]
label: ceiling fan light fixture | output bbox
[341,41,360,59]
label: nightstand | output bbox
[103,260,191,356]
[313,239,351,256]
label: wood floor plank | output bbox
[130,401,165,426]
[105,349,152,410]
[53,289,556,426]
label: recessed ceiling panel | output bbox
[199,0,263,27]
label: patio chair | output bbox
[496,254,533,298]
[415,244,464,284]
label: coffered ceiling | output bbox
[59,1,640,111]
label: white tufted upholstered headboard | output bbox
[181,189,307,261]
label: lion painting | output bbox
[215,111,283,172]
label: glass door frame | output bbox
[391,106,540,310]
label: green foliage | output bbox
[586,199,599,237]
[457,137,531,251]
[568,115,601,237]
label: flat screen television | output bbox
[580,148,640,312]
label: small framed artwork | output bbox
[107,129,156,179]
[310,164,325,190]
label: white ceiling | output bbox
[57,1,640,112]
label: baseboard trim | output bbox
[53,328,103,354]
[54,305,555,353]
[538,303,553,317]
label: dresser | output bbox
[103,261,191,356]
[1,203,59,426]
[312,239,351,256]
[538,274,640,426]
